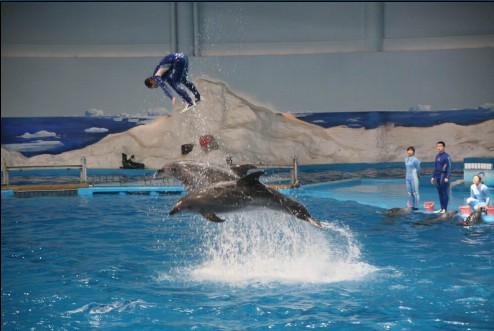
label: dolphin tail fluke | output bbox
[202,212,226,223]
[308,217,323,228]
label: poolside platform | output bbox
[1,184,185,198]
[78,185,185,196]
[2,183,90,191]
[2,183,89,197]
[1,183,290,197]
[291,178,468,211]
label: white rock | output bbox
[2,78,493,169]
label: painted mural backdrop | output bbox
[2,108,493,158]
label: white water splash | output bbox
[183,210,377,285]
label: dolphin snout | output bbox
[169,200,183,215]
[308,217,323,228]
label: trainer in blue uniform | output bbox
[466,173,490,212]
[430,141,452,214]
[405,146,421,210]
[145,53,201,112]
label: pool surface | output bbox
[2,177,493,330]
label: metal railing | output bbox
[87,173,181,187]
[2,156,300,188]
[3,157,87,186]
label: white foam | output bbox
[181,210,377,286]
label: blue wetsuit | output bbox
[405,156,421,208]
[432,151,452,211]
[152,53,201,106]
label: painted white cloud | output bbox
[17,130,59,139]
[409,104,432,111]
[2,140,63,153]
[84,127,109,133]
[85,108,105,117]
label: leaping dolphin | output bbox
[169,171,323,228]
[157,161,256,191]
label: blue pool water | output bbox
[2,179,493,330]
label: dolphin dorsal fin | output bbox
[237,170,264,185]
[230,164,257,177]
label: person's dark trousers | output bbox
[434,177,450,210]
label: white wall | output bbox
[2,2,494,116]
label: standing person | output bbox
[145,53,202,112]
[430,141,452,214]
[466,173,490,212]
[405,146,421,210]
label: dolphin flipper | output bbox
[201,212,226,223]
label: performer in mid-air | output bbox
[145,53,202,113]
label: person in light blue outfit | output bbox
[145,53,201,112]
[466,173,490,211]
[405,146,421,210]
